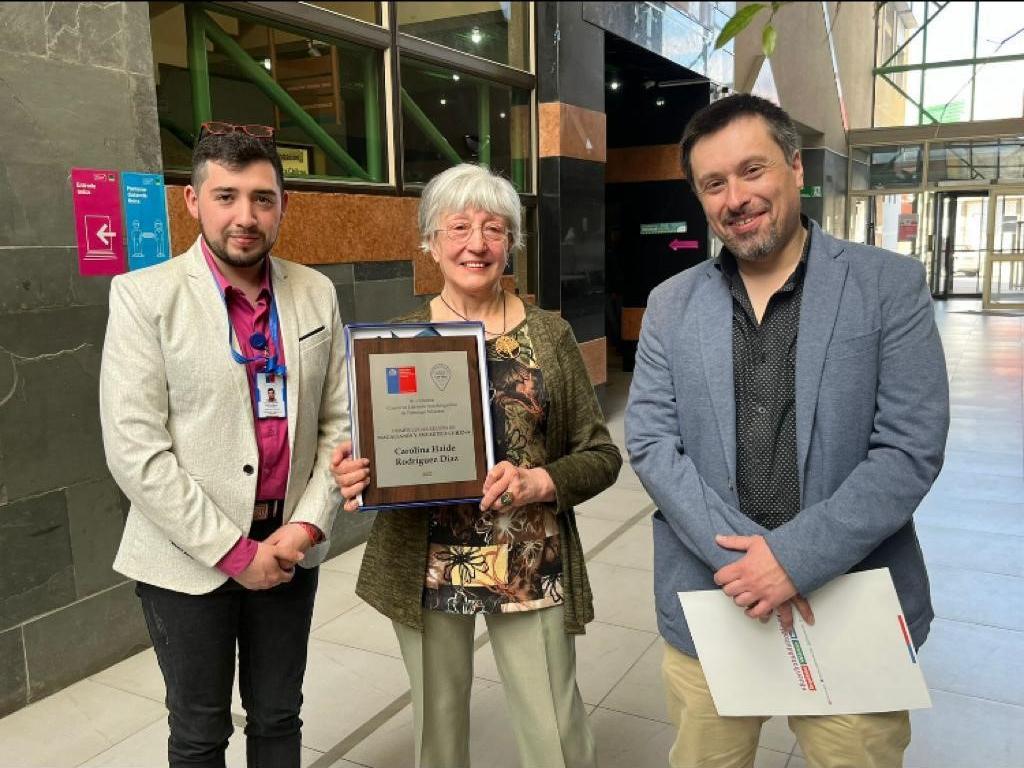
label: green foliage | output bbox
[715,2,815,58]
[762,23,778,56]
[714,3,767,51]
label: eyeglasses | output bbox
[198,121,276,143]
[435,223,509,244]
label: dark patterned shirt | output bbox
[717,226,811,530]
[423,321,564,614]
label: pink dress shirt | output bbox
[201,240,299,577]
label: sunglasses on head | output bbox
[198,121,276,143]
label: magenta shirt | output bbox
[202,240,291,576]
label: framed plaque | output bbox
[344,322,495,511]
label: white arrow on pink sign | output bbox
[72,168,126,277]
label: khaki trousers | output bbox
[662,643,911,768]
[393,606,596,768]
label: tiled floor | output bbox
[1,299,1020,767]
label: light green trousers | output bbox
[393,605,597,768]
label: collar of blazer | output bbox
[697,218,850,491]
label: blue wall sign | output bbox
[120,172,171,271]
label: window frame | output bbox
[156,0,538,196]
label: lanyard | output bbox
[207,259,287,377]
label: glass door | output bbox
[847,196,872,245]
[932,192,988,298]
[858,192,925,263]
[984,192,1024,309]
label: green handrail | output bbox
[400,88,463,166]
[194,9,371,181]
[511,92,529,191]
[185,6,212,134]
[363,51,383,182]
[159,116,195,150]
[477,83,491,168]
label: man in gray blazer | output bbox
[625,95,949,767]
[100,126,347,767]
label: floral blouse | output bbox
[423,321,564,614]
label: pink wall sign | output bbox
[72,168,126,276]
[669,239,700,251]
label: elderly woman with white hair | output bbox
[331,163,621,767]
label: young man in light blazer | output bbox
[100,125,347,768]
[626,95,949,767]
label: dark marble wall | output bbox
[0,2,161,717]
[0,4,424,717]
[539,158,607,343]
[536,2,607,345]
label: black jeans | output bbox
[137,564,318,768]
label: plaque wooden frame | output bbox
[344,322,494,511]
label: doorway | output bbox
[932,192,988,298]
[983,192,1024,308]
[848,192,926,279]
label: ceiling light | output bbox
[609,80,621,91]
[452,73,460,81]
[262,58,272,71]
[440,98,447,106]
[470,27,482,44]
[499,112,507,119]
[656,98,666,106]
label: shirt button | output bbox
[757,405,767,415]
[243,464,255,475]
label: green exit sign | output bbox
[800,186,822,198]
[640,221,687,235]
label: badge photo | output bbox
[257,372,287,419]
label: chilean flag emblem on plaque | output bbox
[386,366,418,394]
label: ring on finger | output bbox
[500,491,513,506]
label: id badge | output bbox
[256,372,287,419]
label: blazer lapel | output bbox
[271,257,301,467]
[697,263,737,483]
[185,238,253,410]
[795,224,848,487]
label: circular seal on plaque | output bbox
[430,362,452,391]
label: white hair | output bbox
[418,164,523,253]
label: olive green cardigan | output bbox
[355,301,622,634]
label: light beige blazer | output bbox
[100,237,348,594]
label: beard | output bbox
[725,220,781,263]
[720,210,800,264]
[201,226,272,268]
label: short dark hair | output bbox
[679,94,800,189]
[191,131,285,191]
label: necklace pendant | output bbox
[493,333,520,359]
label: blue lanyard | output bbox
[228,294,286,377]
[208,258,287,377]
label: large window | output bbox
[874,1,1024,126]
[400,59,531,189]
[851,145,923,190]
[150,3,389,183]
[926,139,1024,183]
[397,2,530,71]
[149,2,536,192]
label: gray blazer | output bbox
[100,238,348,594]
[625,220,949,657]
